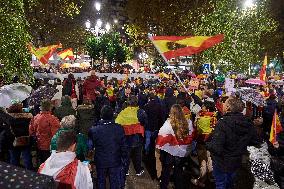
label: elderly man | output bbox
[206,97,260,189]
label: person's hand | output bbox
[273,142,280,149]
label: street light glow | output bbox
[105,22,111,31]
[243,0,255,9]
[114,19,118,24]
[85,20,91,29]
[96,19,102,28]
[95,2,101,11]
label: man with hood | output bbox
[206,97,260,189]
[83,70,102,102]
[54,96,76,121]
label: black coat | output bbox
[268,132,284,188]
[206,112,260,172]
[144,100,164,131]
[88,120,128,168]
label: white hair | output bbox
[60,115,76,128]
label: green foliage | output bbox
[125,0,280,73]
[187,0,277,73]
[24,0,88,50]
[0,0,33,82]
[86,32,129,66]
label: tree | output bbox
[0,0,33,82]
[86,32,130,67]
[186,0,277,73]
[24,0,89,51]
[125,0,280,73]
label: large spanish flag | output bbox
[115,107,144,136]
[149,34,224,60]
[28,43,62,64]
[259,55,268,81]
[58,48,75,60]
[269,111,283,144]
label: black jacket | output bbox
[206,112,260,172]
[163,88,176,118]
[268,132,284,188]
[144,99,163,131]
[88,120,128,168]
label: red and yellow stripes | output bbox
[269,111,282,144]
[28,43,62,64]
[150,34,224,60]
[58,48,75,60]
[260,55,268,81]
[115,107,144,136]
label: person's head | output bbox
[176,98,185,107]
[90,70,96,77]
[57,131,77,152]
[101,105,114,120]
[127,95,138,107]
[169,104,189,139]
[223,97,245,113]
[61,95,72,107]
[148,92,156,101]
[40,99,52,112]
[202,101,216,112]
[60,115,76,129]
[7,103,23,113]
[68,73,75,80]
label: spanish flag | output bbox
[149,34,224,60]
[269,111,283,144]
[58,48,75,60]
[260,55,268,81]
[115,107,144,136]
[28,43,62,64]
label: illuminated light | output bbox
[96,19,102,28]
[95,2,101,11]
[105,23,111,31]
[85,20,91,29]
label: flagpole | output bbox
[148,34,190,95]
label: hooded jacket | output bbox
[206,112,260,172]
[83,76,102,101]
[54,97,76,121]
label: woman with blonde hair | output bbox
[156,104,194,189]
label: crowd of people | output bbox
[0,69,284,189]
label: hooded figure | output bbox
[54,96,76,121]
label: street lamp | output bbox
[243,0,255,9]
[85,20,91,29]
[105,23,111,32]
[114,19,118,24]
[96,19,102,28]
[95,2,101,11]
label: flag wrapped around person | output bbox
[38,151,93,189]
[115,107,144,136]
[149,34,224,60]
[269,111,283,144]
[156,120,194,157]
[28,43,62,64]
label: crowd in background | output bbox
[0,70,284,189]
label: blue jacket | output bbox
[88,120,128,168]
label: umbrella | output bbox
[236,74,247,80]
[237,87,266,106]
[0,83,32,108]
[245,78,266,86]
[28,85,58,106]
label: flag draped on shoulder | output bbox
[269,111,283,144]
[58,48,75,60]
[260,55,268,81]
[149,34,224,60]
[156,120,194,157]
[28,43,62,64]
[115,107,144,136]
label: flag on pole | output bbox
[28,43,62,64]
[149,34,224,60]
[259,55,268,81]
[58,48,75,60]
[269,111,283,144]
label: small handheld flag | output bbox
[259,55,268,81]
[269,111,283,144]
[28,43,62,64]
